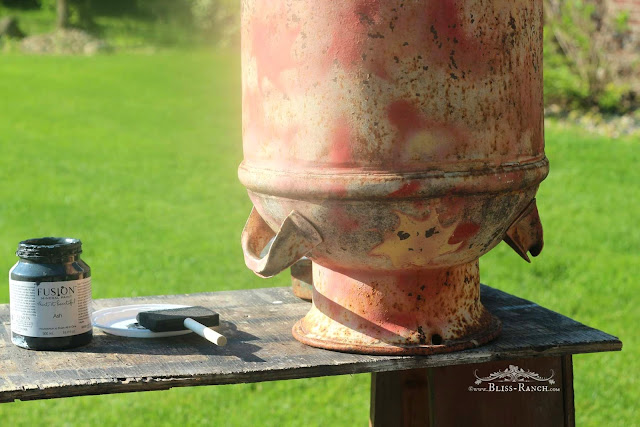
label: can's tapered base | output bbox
[291,258,313,301]
[292,261,501,355]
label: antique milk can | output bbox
[239,0,548,354]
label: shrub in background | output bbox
[192,0,238,47]
[544,0,638,113]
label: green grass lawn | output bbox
[0,50,637,426]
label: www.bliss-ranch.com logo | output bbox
[468,364,560,393]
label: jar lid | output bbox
[16,237,82,261]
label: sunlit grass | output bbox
[0,51,636,426]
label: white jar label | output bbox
[9,277,92,338]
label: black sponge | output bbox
[137,306,219,332]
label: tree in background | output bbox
[56,0,94,30]
[56,0,68,29]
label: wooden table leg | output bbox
[562,355,576,427]
[370,356,575,427]
[370,368,431,427]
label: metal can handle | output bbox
[241,207,322,278]
[503,199,544,263]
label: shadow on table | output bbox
[76,321,267,362]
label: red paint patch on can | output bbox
[329,118,353,165]
[388,100,425,139]
[323,1,383,73]
[422,1,500,76]
[251,11,300,92]
[437,195,465,224]
[448,222,481,244]
[389,181,421,198]
[370,56,391,80]
[332,206,360,232]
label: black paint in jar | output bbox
[9,237,92,350]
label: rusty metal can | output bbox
[291,258,313,301]
[239,0,547,354]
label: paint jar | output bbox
[9,237,92,350]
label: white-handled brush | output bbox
[137,306,227,346]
